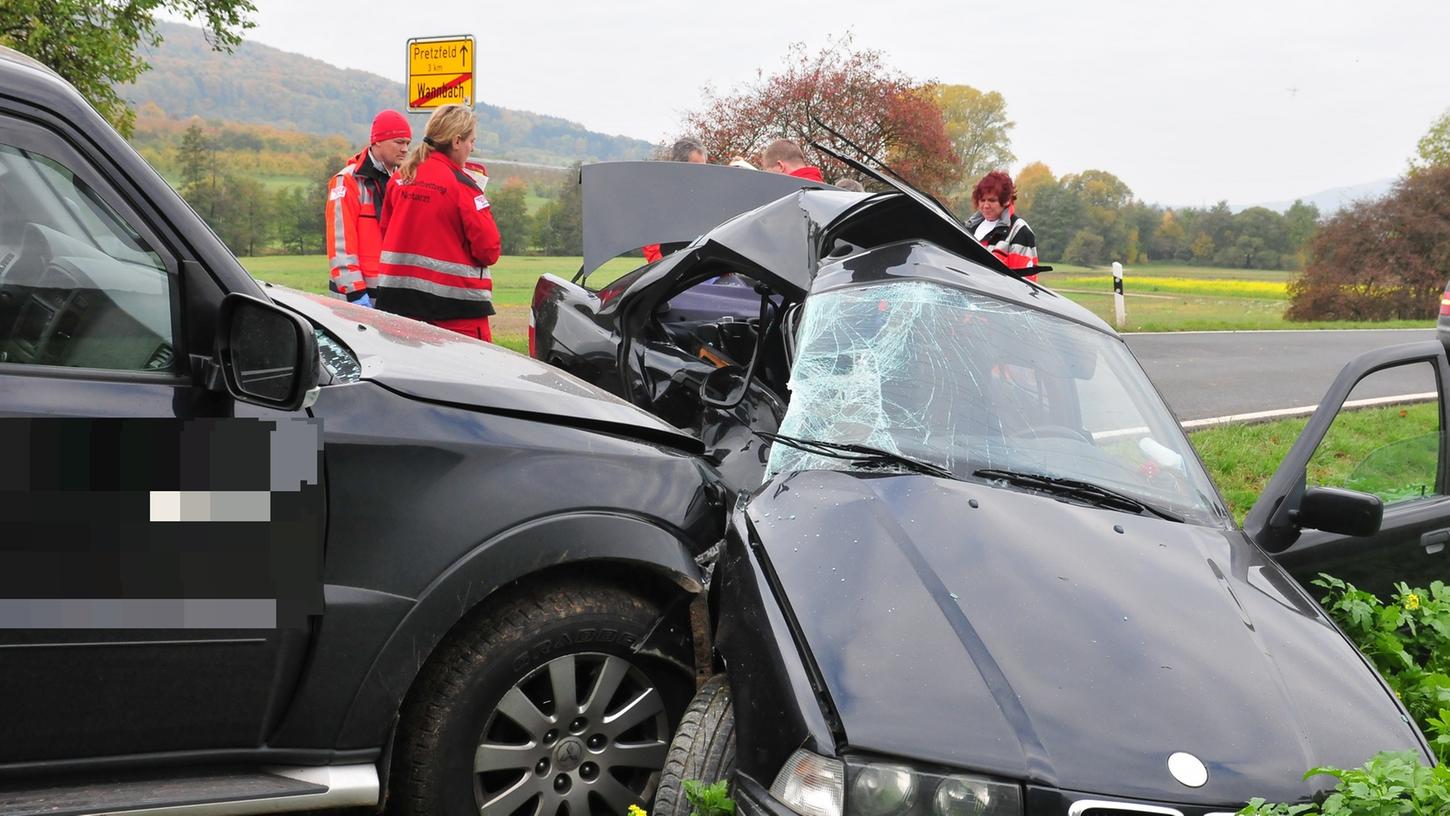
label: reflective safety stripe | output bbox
[1007,243,1038,258]
[374,272,494,301]
[329,177,365,292]
[358,185,374,206]
[379,251,489,280]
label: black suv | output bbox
[0,47,723,816]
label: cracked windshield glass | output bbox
[766,280,1229,526]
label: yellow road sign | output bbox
[406,35,474,111]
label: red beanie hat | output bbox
[371,110,412,144]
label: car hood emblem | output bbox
[1168,752,1208,787]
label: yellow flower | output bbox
[1405,593,1422,611]
[629,805,648,816]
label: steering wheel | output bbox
[1010,424,1095,444]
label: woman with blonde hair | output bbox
[377,104,502,340]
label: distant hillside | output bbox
[123,22,652,166]
[1240,178,1396,215]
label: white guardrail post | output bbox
[1112,262,1126,328]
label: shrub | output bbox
[1287,167,1450,321]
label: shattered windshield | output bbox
[766,280,1229,527]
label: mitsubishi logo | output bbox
[555,737,586,772]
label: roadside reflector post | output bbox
[1112,262,1126,328]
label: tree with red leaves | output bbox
[1287,166,1450,321]
[680,35,961,197]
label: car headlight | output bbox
[770,752,1022,816]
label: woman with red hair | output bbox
[964,170,1039,281]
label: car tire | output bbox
[389,581,691,816]
[653,674,736,816]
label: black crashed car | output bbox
[533,159,1450,814]
[0,46,725,816]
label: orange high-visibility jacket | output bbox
[325,149,390,301]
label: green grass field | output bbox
[1189,402,1440,522]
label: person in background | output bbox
[835,178,865,192]
[760,139,823,182]
[642,138,709,263]
[326,110,412,306]
[963,170,1039,281]
[376,104,501,341]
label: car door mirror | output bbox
[216,293,319,410]
[1296,486,1383,537]
[700,365,749,409]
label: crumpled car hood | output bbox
[745,469,1423,805]
[267,286,701,452]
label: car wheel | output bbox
[389,582,691,816]
[653,674,736,816]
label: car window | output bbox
[1307,362,1441,506]
[0,142,176,371]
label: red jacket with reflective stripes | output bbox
[325,149,390,301]
[377,151,502,322]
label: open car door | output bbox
[1247,341,1450,599]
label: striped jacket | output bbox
[325,149,390,301]
[376,151,502,322]
[965,211,1039,277]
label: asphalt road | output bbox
[1124,328,1438,422]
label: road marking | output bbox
[1180,391,1438,429]
[1091,392,1438,441]
[1123,328,1433,336]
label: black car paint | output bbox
[0,48,725,782]
[734,469,1422,804]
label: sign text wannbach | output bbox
[406,35,475,112]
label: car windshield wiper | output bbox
[972,468,1184,523]
[756,431,956,480]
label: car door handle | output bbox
[1422,529,1450,555]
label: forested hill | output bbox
[123,22,653,166]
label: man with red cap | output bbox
[326,110,412,306]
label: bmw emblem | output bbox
[1167,752,1208,787]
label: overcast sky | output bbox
[227,0,1450,207]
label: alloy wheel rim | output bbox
[473,652,670,816]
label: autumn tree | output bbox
[935,84,1015,213]
[1412,110,1450,172]
[1287,167,1450,321]
[1013,162,1055,216]
[681,35,960,196]
[0,0,256,136]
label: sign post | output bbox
[1112,261,1126,328]
[406,35,475,112]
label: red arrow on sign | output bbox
[411,72,472,108]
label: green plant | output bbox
[683,779,736,816]
[1313,574,1450,756]
[1238,752,1450,816]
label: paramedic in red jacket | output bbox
[377,105,502,341]
[761,139,824,182]
[325,109,411,305]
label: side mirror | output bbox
[216,293,320,411]
[700,365,749,409]
[1296,486,1383,537]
